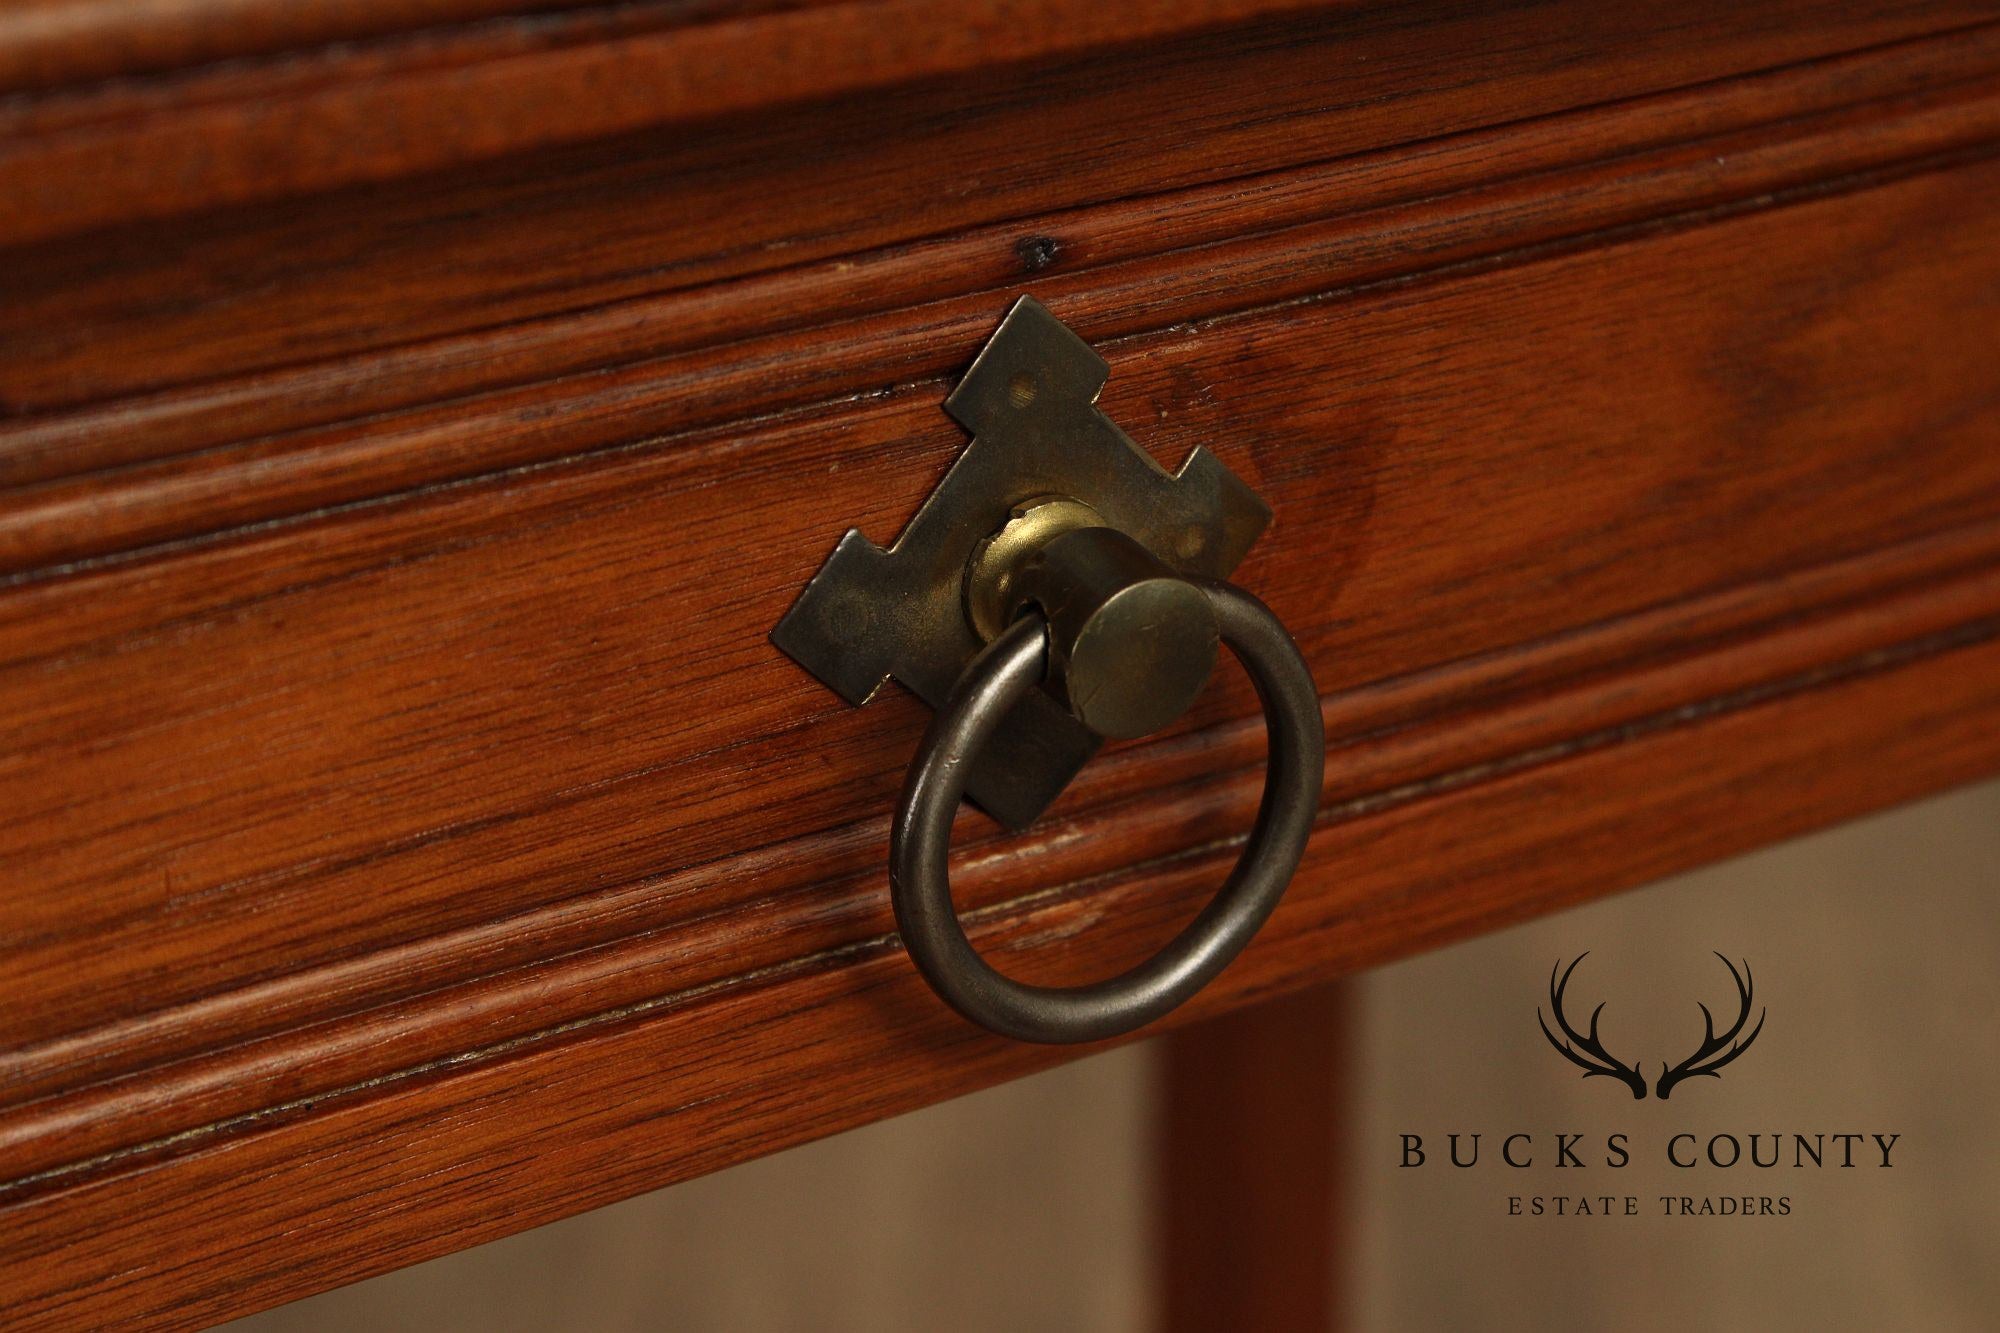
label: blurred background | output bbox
[231,776,1999,1332]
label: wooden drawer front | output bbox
[3,5,2000,1326]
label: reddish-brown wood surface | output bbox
[7,600,1997,1328]
[1158,985,1352,1332]
[4,5,1996,439]
[0,0,623,90]
[1,3,1998,1326]
[0,0,1342,238]
[5,156,1995,1068]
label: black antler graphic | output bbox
[1654,953,1766,1100]
[1537,954,1647,1099]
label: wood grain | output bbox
[4,521,1999,1188]
[3,156,1995,1059]
[1,6,1997,1325]
[4,32,2000,571]
[0,0,651,91]
[4,6,1995,432]
[5,602,1997,1329]
[0,0,1334,241]
[0,147,1992,1319]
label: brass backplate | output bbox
[770,296,1270,829]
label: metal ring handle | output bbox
[890,581,1325,1043]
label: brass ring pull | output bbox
[770,304,1324,1042]
[890,575,1324,1044]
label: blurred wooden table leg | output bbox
[1155,983,1351,1333]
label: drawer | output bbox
[4,2,2000,1325]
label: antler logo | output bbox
[1538,952,1766,1100]
[1538,955,1648,1098]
